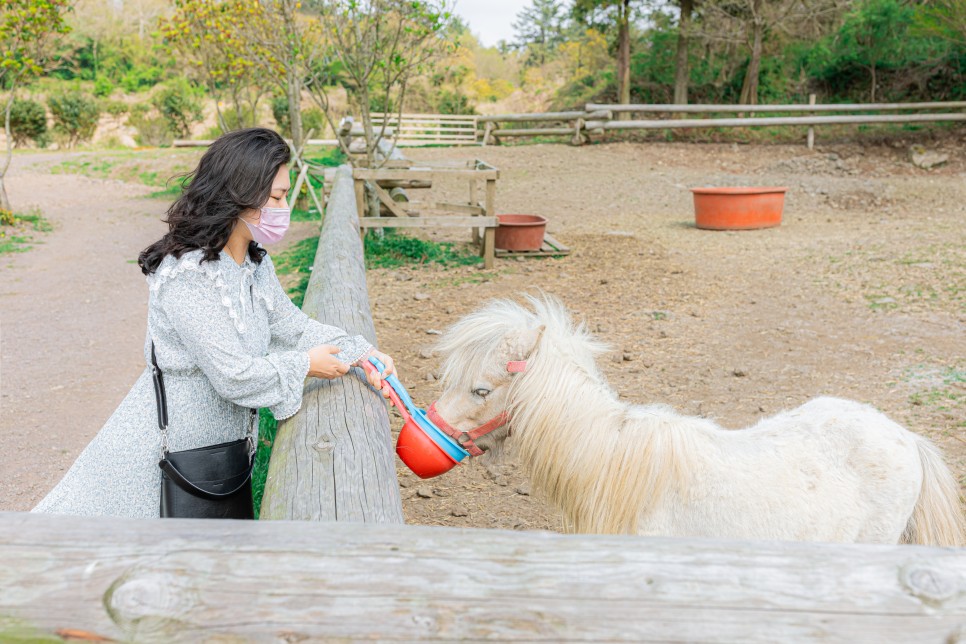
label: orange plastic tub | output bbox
[691,187,787,230]
[495,214,548,251]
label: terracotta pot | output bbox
[691,187,788,230]
[495,214,548,251]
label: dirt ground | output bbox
[2,137,963,535]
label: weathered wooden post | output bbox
[260,165,404,523]
[807,93,817,150]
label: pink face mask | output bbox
[243,207,290,245]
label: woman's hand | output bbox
[355,348,396,397]
[307,345,351,379]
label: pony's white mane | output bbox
[438,295,700,535]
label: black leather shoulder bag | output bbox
[150,340,257,519]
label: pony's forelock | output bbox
[435,294,611,395]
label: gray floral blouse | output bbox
[31,246,371,518]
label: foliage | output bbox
[0,0,73,90]
[305,0,456,167]
[513,0,567,66]
[271,95,290,132]
[0,206,51,254]
[363,230,480,269]
[128,102,174,146]
[159,0,268,133]
[803,0,966,101]
[151,78,205,138]
[8,97,48,147]
[93,75,114,97]
[47,90,100,147]
[119,64,165,92]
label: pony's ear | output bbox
[518,324,545,360]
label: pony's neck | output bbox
[509,352,697,534]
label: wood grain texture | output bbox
[3,511,966,642]
[260,166,404,524]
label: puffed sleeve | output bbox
[158,267,312,420]
[260,254,373,366]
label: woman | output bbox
[32,127,394,518]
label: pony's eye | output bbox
[473,388,491,399]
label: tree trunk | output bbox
[870,63,877,103]
[739,4,763,108]
[673,0,694,105]
[1,94,15,212]
[616,0,631,119]
[287,72,304,152]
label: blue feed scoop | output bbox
[367,355,469,462]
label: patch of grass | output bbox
[272,235,319,308]
[291,207,321,222]
[303,146,347,168]
[251,407,279,518]
[905,366,965,413]
[0,207,52,253]
[50,158,119,178]
[865,293,899,311]
[0,233,33,253]
[363,230,480,269]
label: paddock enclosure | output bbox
[4,136,964,640]
[0,138,966,642]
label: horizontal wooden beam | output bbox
[358,216,497,228]
[375,179,433,189]
[586,101,966,113]
[435,202,485,215]
[4,511,966,642]
[478,111,587,122]
[584,113,966,130]
[492,127,575,137]
[354,168,499,181]
[372,112,479,121]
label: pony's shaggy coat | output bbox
[435,296,965,545]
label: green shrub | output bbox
[48,92,101,148]
[93,76,115,97]
[128,103,174,147]
[301,107,326,137]
[271,95,290,132]
[119,65,164,92]
[8,98,48,148]
[103,100,129,123]
[151,79,204,138]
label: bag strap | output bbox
[150,339,258,458]
[150,340,171,457]
[159,454,257,499]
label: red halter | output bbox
[428,360,528,457]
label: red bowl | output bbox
[495,214,548,251]
[396,418,459,479]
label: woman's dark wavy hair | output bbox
[138,127,290,275]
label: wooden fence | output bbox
[478,99,966,148]
[371,112,479,146]
[4,511,966,642]
[259,164,404,522]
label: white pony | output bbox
[432,295,965,545]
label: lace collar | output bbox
[146,248,274,333]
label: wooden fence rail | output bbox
[3,511,966,642]
[477,100,966,148]
[259,165,404,523]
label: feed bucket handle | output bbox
[367,355,418,413]
[361,360,412,423]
